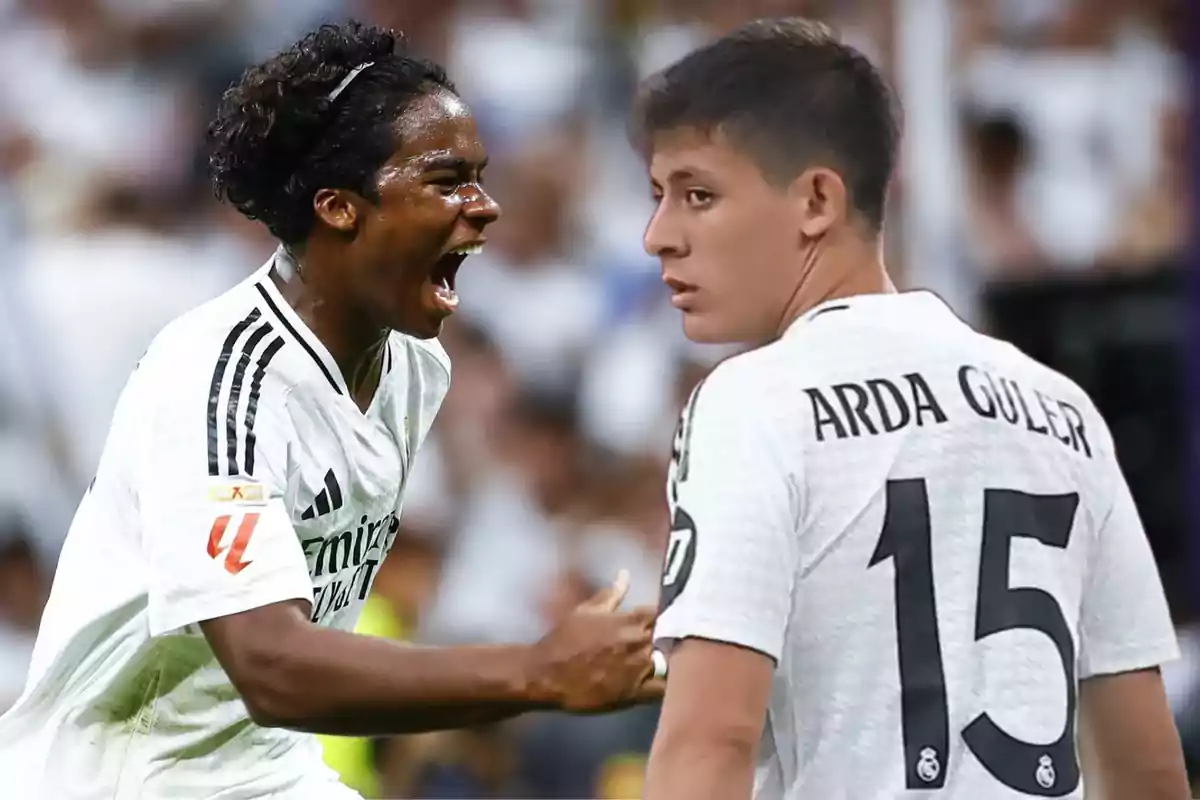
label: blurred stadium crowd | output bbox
[0,0,1190,797]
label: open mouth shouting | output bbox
[427,241,484,315]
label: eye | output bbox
[685,188,715,209]
[429,175,463,195]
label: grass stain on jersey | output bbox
[84,637,215,734]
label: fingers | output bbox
[606,569,631,611]
[579,569,631,613]
[623,654,667,707]
[637,677,667,701]
[609,606,659,639]
[619,609,658,638]
[629,605,658,628]
[631,645,665,689]
[597,652,667,713]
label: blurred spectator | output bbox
[961,110,1044,277]
[958,0,1184,268]
[1106,103,1188,266]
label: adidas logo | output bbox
[301,469,343,520]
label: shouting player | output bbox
[637,18,1189,800]
[0,21,661,799]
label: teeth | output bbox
[449,243,484,256]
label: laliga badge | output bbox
[208,481,267,506]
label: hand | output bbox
[526,570,664,713]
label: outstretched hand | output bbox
[527,570,665,713]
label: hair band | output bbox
[327,62,375,101]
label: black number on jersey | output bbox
[869,479,1081,796]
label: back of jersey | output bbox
[653,291,1177,800]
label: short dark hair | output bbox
[632,18,901,231]
[206,20,456,244]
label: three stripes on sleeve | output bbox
[206,308,286,479]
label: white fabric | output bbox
[654,291,1178,800]
[0,257,450,799]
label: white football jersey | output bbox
[0,253,450,799]
[654,291,1178,800]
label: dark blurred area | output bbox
[0,0,1190,797]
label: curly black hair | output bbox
[207,21,456,244]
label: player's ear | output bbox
[789,167,846,239]
[313,188,360,234]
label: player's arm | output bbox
[1079,668,1189,800]
[1076,430,1189,799]
[138,339,659,735]
[201,576,660,735]
[644,365,798,800]
[646,639,774,800]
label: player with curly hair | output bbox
[0,21,661,799]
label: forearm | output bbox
[644,735,757,800]
[203,582,656,735]
[234,622,555,735]
[1079,670,1192,800]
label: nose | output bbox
[463,185,502,227]
[643,202,685,260]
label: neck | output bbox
[773,230,894,339]
[272,246,388,393]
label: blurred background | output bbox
[0,0,1190,797]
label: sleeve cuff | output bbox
[653,614,782,664]
[1079,637,1181,680]
[149,574,314,637]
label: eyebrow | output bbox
[410,154,488,172]
[651,167,711,186]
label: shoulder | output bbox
[689,343,792,423]
[676,348,791,467]
[997,341,1117,457]
[125,277,304,481]
[1000,340,1093,407]
[137,275,297,405]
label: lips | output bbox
[664,275,699,310]
[664,276,697,294]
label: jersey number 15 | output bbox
[870,479,1080,797]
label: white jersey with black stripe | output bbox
[0,252,450,799]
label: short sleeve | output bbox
[135,333,313,636]
[653,361,800,663]
[1078,451,1179,679]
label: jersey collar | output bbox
[784,290,956,339]
[253,249,349,396]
